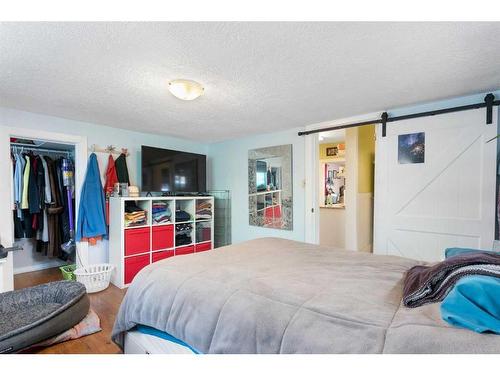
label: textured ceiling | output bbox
[1,22,500,142]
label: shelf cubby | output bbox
[196,221,212,243]
[123,199,151,228]
[151,199,174,225]
[175,199,195,223]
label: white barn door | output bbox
[374,108,498,262]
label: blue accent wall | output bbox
[208,90,500,245]
[208,127,306,243]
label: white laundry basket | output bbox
[74,263,115,293]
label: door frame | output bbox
[0,126,87,292]
[303,111,381,245]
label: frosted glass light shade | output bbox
[168,79,204,100]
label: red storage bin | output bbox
[152,225,174,251]
[176,245,195,256]
[152,250,175,263]
[124,254,150,284]
[201,227,211,242]
[195,242,212,253]
[264,207,274,218]
[124,227,150,256]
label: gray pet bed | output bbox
[0,280,90,353]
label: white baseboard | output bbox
[14,260,66,275]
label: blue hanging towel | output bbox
[441,275,500,334]
[76,153,107,244]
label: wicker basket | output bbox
[73,263,115,293]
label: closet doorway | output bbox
[0,127,87,292]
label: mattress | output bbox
[124,327,198,354]
[113,238,500,354]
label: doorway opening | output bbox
[0,126,86,293]
[316,125,376,252]
[11,137,76,275]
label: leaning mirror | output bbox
[248,144,293,230]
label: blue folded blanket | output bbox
[445,247,499,259]
[441,275,500,334]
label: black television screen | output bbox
[141,146,206,193]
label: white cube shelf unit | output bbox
[109,196,214,289]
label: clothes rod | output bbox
[10,145,73,156]
[297,93,499,137]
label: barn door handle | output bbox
[0,244,23,259]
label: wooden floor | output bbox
[14,267,127,354]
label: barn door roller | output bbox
[485,93,495,125]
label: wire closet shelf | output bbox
[10,144,74,157]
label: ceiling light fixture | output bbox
[168,79,204,101]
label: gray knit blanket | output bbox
[402,252,500,308]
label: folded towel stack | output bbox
[124,202,147,227]
[196,201,212,220]
[124,211,147,227]
[152,202,172,224]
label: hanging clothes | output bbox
[104,154,119,194]
[28,153,41,215]
[13,153,25,218]
[21,155,30,209]
[36,156,52,253]
[35,155,46,209]
[76,153,107,245]
[115,152,130,185]
[10,152,15,213]
[56,157,71,245]
[104,154,119,225]
[45,156,64,257]
[40,156,52,204]
[11,147,75,258]
[34,155,45,234]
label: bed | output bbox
[0,281,89,353]
[112,238,500,354]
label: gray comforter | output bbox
[112,238,500,353]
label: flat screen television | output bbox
[141,146,207,194]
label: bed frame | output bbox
[123,330,195,354]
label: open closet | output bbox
[10,138,76,275]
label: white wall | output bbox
[208,128,306,244]
[1,107,208,269]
